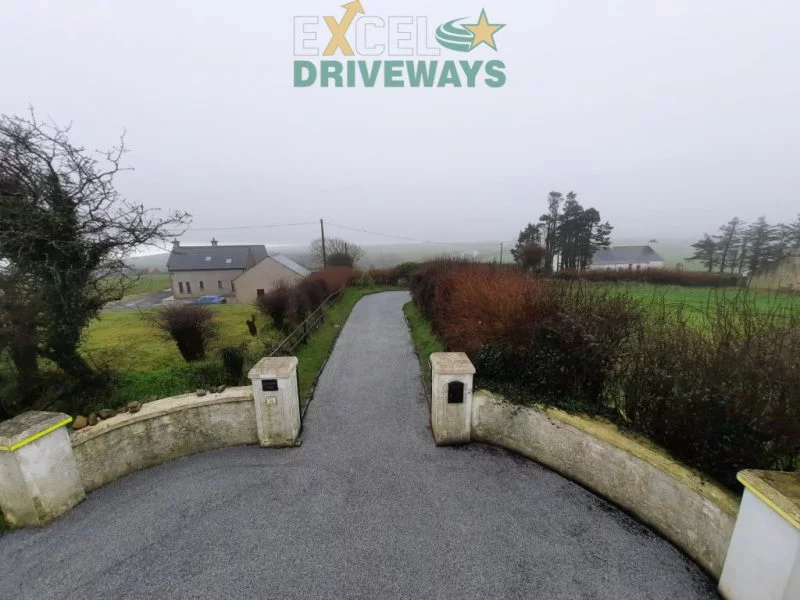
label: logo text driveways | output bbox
[293,1,507,88]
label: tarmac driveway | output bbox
[0,292,717,599]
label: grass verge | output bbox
[402,301,445,403]
[296,286,398,411]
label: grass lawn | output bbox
[127,273,171,296]
[84,304,274,372]
[403,301,445,401]
[80,286,398,411]
[296,286,398,409]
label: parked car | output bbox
[192,295,227,305]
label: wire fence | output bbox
[268,286,345,357]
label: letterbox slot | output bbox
[262,379,279,392]
[447,381,465,404]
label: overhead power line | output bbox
[324,221,463,247]
[187,221,318,232]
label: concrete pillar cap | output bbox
[0,411,73,452]
[738,470,800,529]
[248,357,299,379]
[430,352,476,375]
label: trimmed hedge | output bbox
[410,260,800,490]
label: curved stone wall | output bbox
[70,388,258,493]
[471,390,739,579]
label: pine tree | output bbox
[687,235,719,272]
[714,217,744,274]
[510,223,542,264]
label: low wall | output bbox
[71,388,258,493]
[471,390,739,579]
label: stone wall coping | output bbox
[738,470,800,529]
[476,390,739,517]
[0,411,73,452]
[430,352,476,375]
[248,356,298,379]
[70,387,253,448]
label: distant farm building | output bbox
[589,246,665,270]
[167,239,309,302]
[750,250,800,291]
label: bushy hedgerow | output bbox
[555,267,741,287]
[410,260,800,489]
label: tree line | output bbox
[687,215,800,275]
[511,191,613,272]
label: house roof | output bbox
[167,245,268,271]
[269,254,311,277]
[592,246,664,266]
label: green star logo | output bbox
[435,9,506,53]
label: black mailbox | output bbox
[447,381,465,404]
[262,379,279,392]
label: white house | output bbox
[589,246,665,270]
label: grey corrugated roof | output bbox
[270,254,311,277]
[167,245,267,271]
[592,246,664,266]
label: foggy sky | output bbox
[2,0,799,249]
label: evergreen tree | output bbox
[510,223,542,264]
[713,217,744,274]
[687,235,719,272]
[744,217,777,275]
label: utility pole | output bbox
[320,218,327,269]
[500,242,504,264]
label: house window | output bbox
[257,289,265,297]
[218,281,223,290]
[186,282,192,294]
[178,282,184,294]
[199,281,205,291]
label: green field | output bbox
[601,283,800,318]
[124,273,171,297]
[84,304,273,372]
[85,286,398,410]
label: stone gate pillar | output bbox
[430,352,476,446]
[0,412,85,527]
[248,357,301,448]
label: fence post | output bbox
[430,353,476,446]
[0,412,85,527]
[248,357,301,448]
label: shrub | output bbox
[392,262,421,285]
[475,283,644,409]
[311,267,356,295]
[256,282,293,331]
[411,260,800,489]
[432,265,544,356]
[612,293,800,488]
[148,305,218,362]
[555,267,741,288]
[220,346,246,385]
[410,257,474,320]
[365,268,395,286]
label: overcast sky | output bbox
[2,0,798,249]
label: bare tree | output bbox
[0,111,190,396]
[308,237,365,268]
